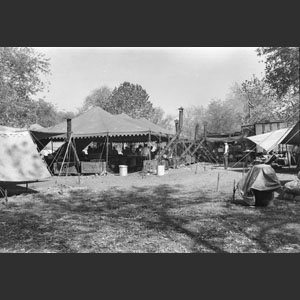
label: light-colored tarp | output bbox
[280,121,300,146]
[246,127,292,152]
[0,130,51,182]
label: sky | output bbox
[33,47,266,117]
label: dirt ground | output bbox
[1,163,299,253]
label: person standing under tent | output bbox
[224,142,229,170]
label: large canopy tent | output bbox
[0,129,51,182]
[30,107,175,174]
[30,107,174,152]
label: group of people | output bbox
[110,143,160,160]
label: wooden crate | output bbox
[81,161,106,174]
[53,162,78,175]
[143,159,158,173]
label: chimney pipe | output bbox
[178,107,183,131]
[194,123,199,141]
[67,118,72,141]
[203,122,207,141]
[174,120,179,134]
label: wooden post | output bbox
[195,163,198,174]
[232,180,236,201]
[216,172,220,191]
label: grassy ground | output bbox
[0,163,299,253]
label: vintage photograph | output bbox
[0,47,299,253]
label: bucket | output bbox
[252,189,274,207]
[157,165,165,176]
[119,165,128,176]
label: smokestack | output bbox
[67,118,72,141]
[178,107,183,131]
[174,119,179,134]
[203,122,207,141]
[194,123,199,141]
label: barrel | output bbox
[119,165,128,176]
[157,165,165,176]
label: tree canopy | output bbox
[80,86,112,113]
[0,47,50,127]
[106,82,154,119]
[257,47,299,97]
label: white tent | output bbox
[0,129,51,182]
[246,127,293,152]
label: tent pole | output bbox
[106,134,109,173]
[148,131,151,160]
[59,138,72,176]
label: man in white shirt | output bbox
[224,142,229,169]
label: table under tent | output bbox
[30,107,175,176]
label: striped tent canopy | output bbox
[30,107,175,150]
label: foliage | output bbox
[106,82,154,118]
[181,106,206,139]
[149,107,174,131]
[0,47,50,127]
[0,47,50,100]
[80,86,112,113]
[34,99,75,128]
[204,99,243,134]
[257,47,299,97]
[241,75,299,125]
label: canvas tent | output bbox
[30,107,175,151]
[0,129,51,182]
[280,120,300,146]
[246,127,293,152]
[246,121,300,152]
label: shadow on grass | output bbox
[0,182,38,197]
[0,184,228,253]
[1,183,300,253]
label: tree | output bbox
[181,106,206,139]
[241,75,299,124]
[35,99,77,128]
[204,99,242,134]
[0,47,50,100]
[149,107,174,131]
[80,86,112,113]
[0,47,50,127]
[257,47,299,97]
[106,82,154,118]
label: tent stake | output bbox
[216,172,220,191]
